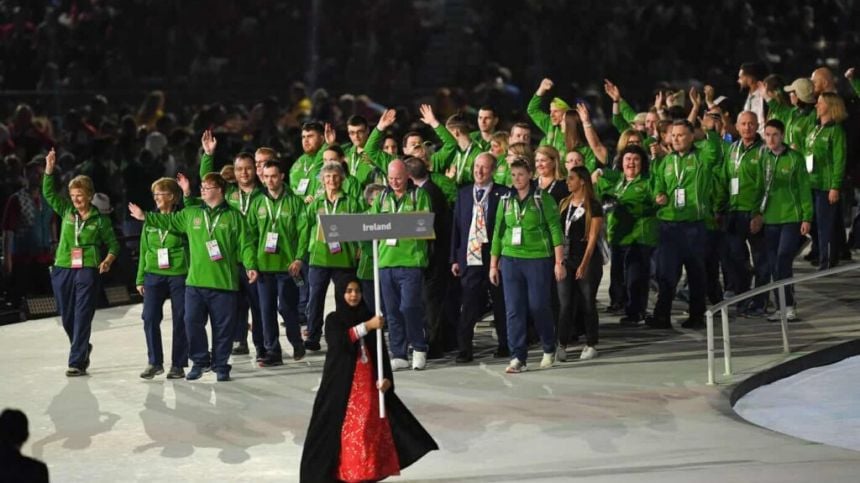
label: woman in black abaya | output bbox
[300,279,437,483]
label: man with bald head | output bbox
[716,111,769,315]
[811,67,838,96]
[450,153,510,362]
[372,159,433,370]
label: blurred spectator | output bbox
[0,408,49,483]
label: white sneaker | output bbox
[540,352,554,369]
[767,306,797,322]
[391,358,410,371]
[412,351,427,370]
[505,358,527,374]
[580,346,598,360]
[555,345,567,362]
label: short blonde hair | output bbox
[151,177,182,205]
[255,147,276,160]
[507,142,534,166]
[68,175,94,199]
[491,131,509,152]
[819,92,847,123]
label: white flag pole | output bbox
[373,238,386,419]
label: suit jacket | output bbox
[450,182,508,268]
[418,178,451,268]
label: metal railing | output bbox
[705,262,860,385]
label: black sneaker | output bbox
[493,346,510,358]
[619,315,643,327]
[293,346,306,361]
[216,370,231,382]
[186,365,210,381]
[681,316,705,329]
[232,341,250,355]
[84,343,93,370]
[645,314,672,329]
[140,365,164,379]
[255,349,267,362]
[455,352,473,363]
[303,340,321,352]
[66,366,87,377]
[166,367,185,379]
[259,353,284,367]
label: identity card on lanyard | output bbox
[204,210,223,261]
[565,202,585,234]
[730,143,742,196]
[264,196,283,254]
[511,198,528,246]
[71,214,85,268]
[386,194,405,246]
[674,156,686,208]
[325,197,342,254]
[157,229,170,269]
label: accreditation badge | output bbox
[157,248,170,269]
[328,241,342,254]
[675,188,686,208]
[511,226,523,246]
[386,238,397,246]
[730,178,739,196]
[296,178,310,195]
[805,154,814,173]
[265,232,279,253]
[206,240,223,261]
[71,248,84,269]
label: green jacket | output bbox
[760,146,813,224]
[805,121,846,191]
[343,144,380,188]
[491,188,564,259]
[305,192,362,268]
[135,212,189,285]
[767,100,817,153]
[493,158,513,186]
[43,173,120,269]
[361,128,395,172]
[527,94,567,154]
[715,138,766,214]
[145,202,256,291]
[851,78,860,97]
[596,171,658,246]
[652,131,721,222]
[370,187,432,268]
[246,189,309,272]
[304,174,363,207]
[469,130,492,151]
[199,153,264,215]
[430,172,457,206]
[289,146,328,196]
[356,240,374,280]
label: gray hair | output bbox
[363,183,385,205]
[320,160,345,179]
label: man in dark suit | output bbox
[0,408,49,483]
[450,152,510,362]
[405,157,455,359]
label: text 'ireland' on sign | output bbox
[318,213,436,243]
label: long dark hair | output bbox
[559,166,596,241]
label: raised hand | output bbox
[603,79,621,102]
[537,78,554,96]
[377,109,396,131]
[689,87,701,107]
[45,148,57,174]
[201,129,217,155]
[128,202,145,221]
[704,85,715,104]
[654,91,664,110]
[575,103,591,124]
[176,172,191,197]
[418,104,439,128]
[846,67,856,80]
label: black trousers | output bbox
[457,264,508,356]
[557,256,603,347]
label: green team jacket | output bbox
[135,212,189,285]
[611,99,656,149]
[304,174,363,207]
[343,143,380,188]
[469,131,492,151]
[145,202,256,291]
[199,153,264,215]
[851,78,860,97]
[767,100,817,153]
[305,192,362,268]
[246,190,309,272]
[652,131,721,222]
[714,138,766,214]
[493,157,513,186]
[805,121,847,191]
[370,187,432,268]
[596,170,658,247]
[430,126,480,186]
[527,94,567,154]
[760,146,813,224]
[43,173,120,269]
[358,128,394,172]
[491,188,564,259]
[288,146,328,196]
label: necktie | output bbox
[467,188,488,266]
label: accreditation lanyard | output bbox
[673,152,689,188]
[564,201,585,234]
[324,195,341,215]
[203,209,223,238]
[157,229,169,246]
[761,151,782,211]
[389,194,408,213]
[454,144,474,183]
[616,177,634,197]
[349,151,360,176]
[73,214,88,246]
[513,196,529,225]
[265,195,285,230]
[238,190,253,215]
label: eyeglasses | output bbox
[153,192,172,197]
[200,185,219,192]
